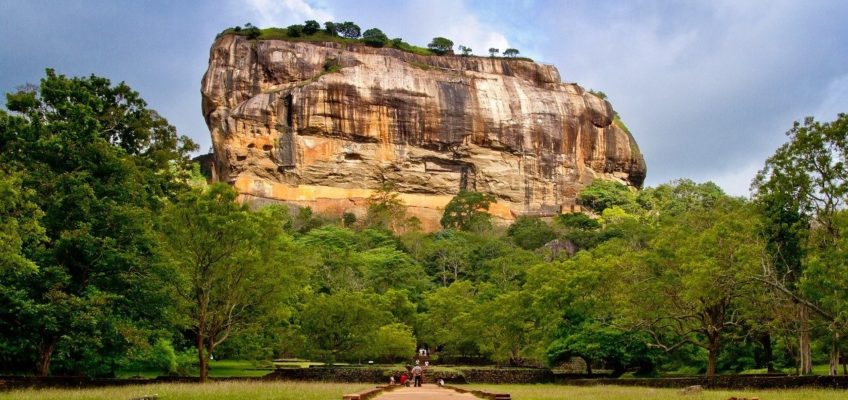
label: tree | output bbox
[507,216,555,250]
[624,198,762,377]
[337,21,361,39]
[0,170,44,273]
[157,184,306,382]
[362,28,389,47]
[371,322,417,362]
[578,180,636,213]
[243,22,260,39]
[299,292,391,364]
[488,48,499,57]
[0,70,195,376]
[474,290,540,365]
[303,20,320,35]
[323,21,337,36]
[752,114,848,375]
[503,48,519,57]
[428,37,454,55]
[440,190,496,232]
[366,182,405,230]
[286,24,304,37]
[458,45,472,56]
[419,281,481,359]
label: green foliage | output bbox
[503,48,520,57]
[578,180,636,213]
[371,323,417,362]
[489,48,499,57]
[0,69,195,376]
[336,21,361,38]
[362,28,389,47]
[157,183,308,380]
[303,20,320,35]
[428,37,454,55]
[299,292,393,364]
[458,45,472,56]
[323,21,337,36]
[243,23,260,39]
[286,24,304,37]
[556,213,600,230]
[366,182,405,230]
[440,190,497,232]
[0,170,44,272]
[507,217,556,250]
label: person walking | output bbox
[411,364,423,387]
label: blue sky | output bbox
[1,0,846,195]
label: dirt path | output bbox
[374,384,480,399]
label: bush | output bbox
[577,180,635,213]
[337,21,361,38]
[324,21,337,36]
[507,217,556,250]
[303,20,320,35]
[428,37,454,55]
[362,28,389,47]
[286,24,304,37]
[503,48,520,57]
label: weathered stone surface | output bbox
[201,35,647,230]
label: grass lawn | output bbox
[457,384,847,400]
[0,381,371,400]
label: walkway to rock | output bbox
[373,384,480,400]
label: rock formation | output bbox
[201,34,646,231]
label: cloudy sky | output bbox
[1,0,846,195]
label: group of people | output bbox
[390,359,443,388]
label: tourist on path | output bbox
[411,364,423,387]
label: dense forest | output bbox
[1,70,847,382]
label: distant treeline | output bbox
[217,20,530,61]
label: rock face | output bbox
[201,34,646,230]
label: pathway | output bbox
[374,384,480,400]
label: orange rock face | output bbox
[201,35,646,231]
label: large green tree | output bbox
[753,114,848,374]
[623,197,762,377]
[157,184,306,382]
[440,190,496,232]
[0,70,195,376]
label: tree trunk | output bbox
[584,357,592,375]
[197,331,208,382]
[760,332,775,373]
[707,333,720,378]
[829,331,840,376]
[799,304,812,375]
[36,337,57,377]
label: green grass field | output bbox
[0,381,370,400]
[458,384,847,400]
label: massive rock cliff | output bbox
[201,34,646,230]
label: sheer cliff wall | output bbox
[201,35,646,230]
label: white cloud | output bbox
[242,0,333,27]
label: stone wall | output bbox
[559,375,848,389]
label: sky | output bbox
[1,0,846,196]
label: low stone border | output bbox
[560,375,848,390]
[445,384,511,400]
[342,384,398,400]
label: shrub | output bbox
[324,21,338,36]
[458,45,473,56]
[503,48,520,57]
[337,21,361,38]
[286,24,304,37]
[428,37,454,55]
[303,20,320,35]
[362,28,389,47]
